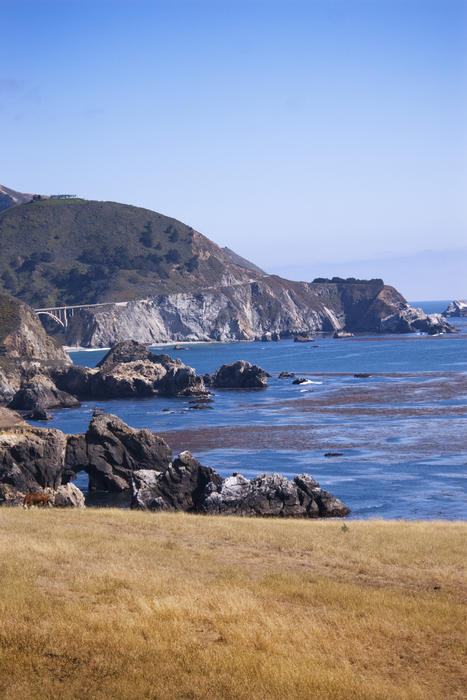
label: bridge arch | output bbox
[36,310,66,329]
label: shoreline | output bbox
[63,332,467,353]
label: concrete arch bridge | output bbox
[34,301,130,329]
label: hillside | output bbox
[222,246,266,275]
[0,192,455,344]
[0,198,259,307]
[0,184,35,212]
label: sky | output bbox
[1,0,466,299]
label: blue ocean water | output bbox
[46,300,467,520]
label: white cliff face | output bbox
[60,279,455,348]
[64,279,349,347]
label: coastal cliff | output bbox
[0,193,456,346]
[0,292,71,401]
[63,278,455,346]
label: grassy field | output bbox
[0,510,465,700]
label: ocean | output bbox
[46,301,467,519]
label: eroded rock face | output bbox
[131,453,350,518]
[0,292,71,404]
[0,426,67,493]
[131,450,222,511]
[59,279,417,347]
[380,306,456,334]
[65,413,172,491]
[205,360,270,389]
[53,341,206,399]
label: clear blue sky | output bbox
[1,0,466,298]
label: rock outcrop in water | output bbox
[380,306,454,334]
[52,340,207,399]
[204,360,270,389]
[132,452,350,518]
[0,410,350,517]
[442,300,467,318]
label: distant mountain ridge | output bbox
[0,184,36,212]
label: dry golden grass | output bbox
[0,509,465,700]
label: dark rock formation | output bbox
[23,408,52,421]
[132,455,350,518]
[0,425,67,493]
[131,451,222,512]
[96,340,155,369]
[260,331,280,342]
[205,360,270,389]
[8,378,80,411]
[354,373,371,378]
[0,412,349,517]
[66,413,172,491]
[442,300,467,318]
[292,377,309,385]
[53,341,207,400]
[279,371,295,379]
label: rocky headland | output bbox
[59,279,456,347]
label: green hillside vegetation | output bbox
[0,199,237,307]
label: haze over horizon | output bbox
[1,0,466,299]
